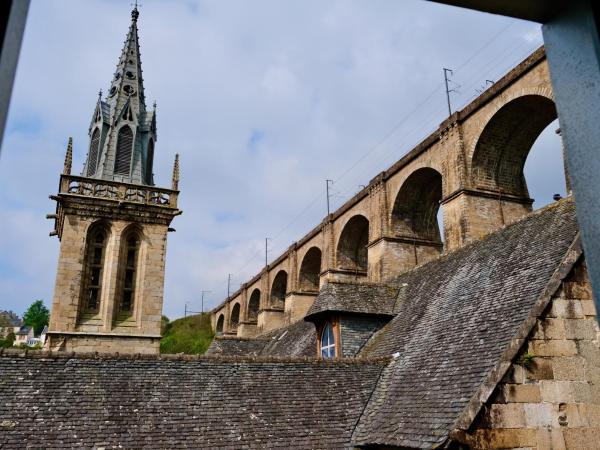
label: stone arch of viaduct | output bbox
[212,48,563,337]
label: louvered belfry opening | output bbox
[86,128,101,176]
[114,125,134,175]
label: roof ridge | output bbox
[0,347,390,365]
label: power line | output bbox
[229,22,537,284]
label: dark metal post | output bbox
[443,68,453,116]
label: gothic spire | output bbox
[63,137,73,175]
[172,154,180,190]
[80,5,158,186]
[105,5,146,121]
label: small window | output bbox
[320,323,336,359]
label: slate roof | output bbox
[352,199,579,448]
[1,201,578,449]
[205,336,267,356]
[15,326,31,336]
[259,319,316,357]
[100,101,110,122]
[305,281,399,320]
[0,351,386,449]
[206,320,316,358]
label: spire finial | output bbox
[98,89,102,100]
[131,1,140,21]
[63,137,73,175]
[153,100,157,110]
[172,154,180,190]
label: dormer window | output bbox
[320,322,336,358]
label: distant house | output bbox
[0,326,19,340]
[39,325,48,346]
[13,326,33,346]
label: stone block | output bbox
[581,300,598,317]
[534,318,566,340]
[563,282,593,300]
[578,403,600,427]
[525,358,554,380]
[586,363,600,384]
[469,428,537,449]
[577,340,600,367]
[563,428,600,449]
[486,404,526,428]
[552,356,586,381]
[524,402,556,427]
[505,365,527,384]
[539,380,573,403]
[530,340,577,357]
[571,381,593,402]
[558,402,586,428]
[548,299,584,319]
[536,428,566,450]
[502,384,541,403]
[564,318,597,340]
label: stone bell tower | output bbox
[46,6,181,354]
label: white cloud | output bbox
[0,0,561,319]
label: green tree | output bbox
[23,300,49,335]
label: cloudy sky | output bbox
[0,0,566,319]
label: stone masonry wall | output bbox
[48,211,169,355]
[462,260,600,449]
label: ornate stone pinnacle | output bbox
[172,154,180,190]
[63,137,73,175]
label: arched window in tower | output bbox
[82,224,108,316]
[145,138,154,184]
[117,230,140,317]
[114,125,133,175]
[86,128,101,176]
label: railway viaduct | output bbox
[211,47,566,338]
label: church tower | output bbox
[46,6,181,354]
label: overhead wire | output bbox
[231,20,541,281]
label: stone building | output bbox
[1,7,599,450]
[45,6,181,355]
